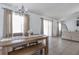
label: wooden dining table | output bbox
[0,35,48,55]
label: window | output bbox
[43,20,49,36]
[43,20,52,36]
[59,22,61,32]
[12,12,24,33]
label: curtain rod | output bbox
[2,7,13,11]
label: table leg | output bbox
[45,37,48,55]
[0,47,8,55]
[40,49,43,55]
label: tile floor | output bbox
[48,37,79,55]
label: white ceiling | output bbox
[4,3,79,19]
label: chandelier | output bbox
[15,5,28,15]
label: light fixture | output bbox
[15,4,28,16]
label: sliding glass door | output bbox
[43,19,53,36]
[43,20,49,36]
[48,21,52,36]
[58,22,62,36]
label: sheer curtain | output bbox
[3,9,30,38]
[43,19,53,36]
[12,13,30,36]
[24,14,30,33]
[3,9,12,38]
[12,12,24,33]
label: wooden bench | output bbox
[8,44,46,55]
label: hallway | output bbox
[48,37,79,55]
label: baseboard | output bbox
[62,38,79,43]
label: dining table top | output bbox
[0,35,48,47]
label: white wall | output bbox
[53,20,58,36]
[63,12,79,32]
[64,19,79,32]
[29,13,41,34]
[0,4,14,39]
[29,13,58,36]
[64,20,76,32]
[0,4,4,38]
